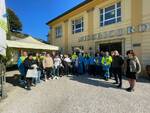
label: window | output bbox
[72,17,84,34]
[100,2,121,27]
[55,26,62,38]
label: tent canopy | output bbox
[6,36,59,51]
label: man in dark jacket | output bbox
[112,50,124,88]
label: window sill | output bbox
[99,21,122,30]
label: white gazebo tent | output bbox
[6,36,59,51]
[6,36,59,65]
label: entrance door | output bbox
[99,42,122,54]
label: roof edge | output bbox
[46,0,93,25]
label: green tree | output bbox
[7,8,22,32]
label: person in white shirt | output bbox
[64,55,72,63]
[53,55,61,79]
[63,55,72,75]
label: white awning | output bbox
[16,36,45,44]
[6,40,59,51]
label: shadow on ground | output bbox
[137,76,150,83]
[69,74,150,89]
[69,74,118,89]
[6,74,25,89]
[6,64,18,72]
[5,70,150,92]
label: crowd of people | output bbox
[17,50,141,92]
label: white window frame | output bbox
[100,2,121,27]
[55,25,62,38]
[72,17,84,34]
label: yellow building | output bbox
[47,0,150,76]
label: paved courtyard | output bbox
[0,70,150,113]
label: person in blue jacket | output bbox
[95,52,103,77]
[83,52,90,73]
[78,53,84,75]
[17,51,27,85]
[88,54,96,76]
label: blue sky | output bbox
[6,0,85,41]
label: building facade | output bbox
[47,0,150,75]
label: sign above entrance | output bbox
[78,23,150,42]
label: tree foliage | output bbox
[7,8,22,32]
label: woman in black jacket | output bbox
[24,54,36,90]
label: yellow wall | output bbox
[142,0,150,23]
[48,0,149,64]
[141,0,150,69]
[64,20,69,53]
[48,0,107,26]
[67,11,88,52]
[94,0,132,54]
[51,22,65,50]
[49,0,133,53]
[48,0,150,76]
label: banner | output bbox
[0,0,7,56]
[0,19,8,32]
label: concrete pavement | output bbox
[0,71,150,113]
